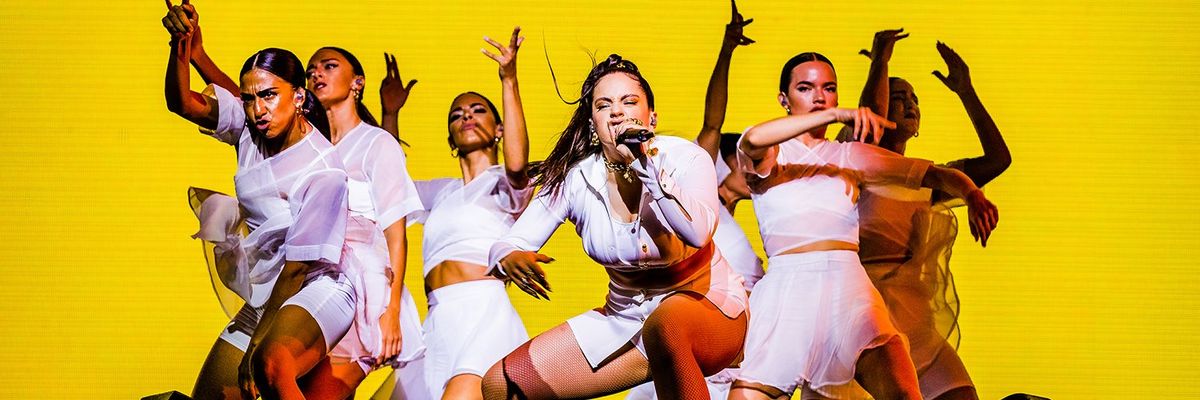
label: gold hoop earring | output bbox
[450,147,458,158]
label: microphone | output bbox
[617,128,655,146]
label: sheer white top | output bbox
[736,137,932,257]
[203,84,349,307]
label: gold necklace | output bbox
[603,158,633,181]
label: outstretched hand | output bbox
[857,28,908,61]
[482,26,524,80]
[965,189,999,247]
[834,107,895,145]
[933,41,974,94]
[380,53,417,115]
[494,250,553,300]
[725,0,755,46]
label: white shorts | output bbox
[422,279,528,397]
[219,271,355,353]
[738,251,903,397]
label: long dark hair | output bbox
[318,46,380,127]
[240,48,331,140]
[534,54,655,197]
[778,52,835,93]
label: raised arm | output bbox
[379,52,418,141]
[697,0,754,161]
[740,107,894,164]
[163,1,237,94]
[162,1,219,130]
[934,42,1011,187]
[483,27,531,188]
[858,28,908,118]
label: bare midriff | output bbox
[425,260,496,293]
[778,240,859,256]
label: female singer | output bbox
[481,54,748,400]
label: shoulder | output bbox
[654,135,706,160]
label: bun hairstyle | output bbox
[534,54,655,197]
[240,48,331,139]
[778,52,835,93]
[317,46,380,127]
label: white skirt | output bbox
[738,250,903,397]
[219,271,355,353]
[567,248,747,368]
[866,261,973,399]
[328,216,427,373]
[422,279,528,397]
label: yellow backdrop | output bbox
[0,0,1197,398]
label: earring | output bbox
[450,147,458,158]
[589,124,600,147]
[913,131,919,138]
[784,105,792,114]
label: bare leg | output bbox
[252,305,337,400]
[854,336,920,400]
[442,374,484,400]
[192,338,245,400]
[729,381,789,400]
[298,357,368,400]
[642,293,747,400]
[480,323,651,400]
[934,386,979,400]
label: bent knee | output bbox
[251,344,299,389]
[480,362,510,400]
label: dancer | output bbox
[837,33,1011,400]
[302,46,428,398]
[628,2,760,398]
[162,3,355,399]
[379,27,532,400]
[480,54,748,400]
[728,49,999,400]
[166,3,429,397]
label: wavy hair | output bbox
[534,54,655,197]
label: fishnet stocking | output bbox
[483,292,747,400]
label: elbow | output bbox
[739,128,765,153]
[996,152,1013,173]
[165,96,183,115]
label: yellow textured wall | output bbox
[0,1,1197,398]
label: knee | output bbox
[641,313,689,358]
[251,344,297,392]
[480,361,510,400]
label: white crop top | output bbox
[412,165,534,276]
[736,137,932,257]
